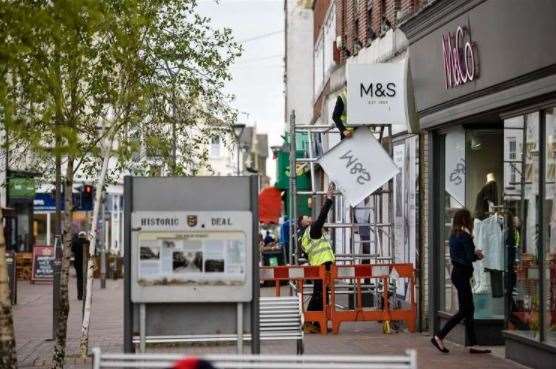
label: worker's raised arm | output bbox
[310,183,335,239]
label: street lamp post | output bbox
[232,124,245,176]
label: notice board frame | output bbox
[123,176,260,354]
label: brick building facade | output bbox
[311,0,427,121]
[310,0,432,331]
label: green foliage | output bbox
[0,0,242,182]
[1,2,241,364]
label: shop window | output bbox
[505,112,541,340]
[509,139,517,160]
[392,136,419,300]
[544,107,556,346]
[441,125,507,319]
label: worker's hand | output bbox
[475,249,484,260]
[343,129,353,138]
[326,183,335,200]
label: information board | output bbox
[131,211,253,303]
[31,245,55,282]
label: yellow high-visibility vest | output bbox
[301,228,335,266]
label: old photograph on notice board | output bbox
[137,231,246,286]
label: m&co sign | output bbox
[442,25,479,89]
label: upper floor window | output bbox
[210,136,221,158]
[314,3,336,100]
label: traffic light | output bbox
[81,184,94,211]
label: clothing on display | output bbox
[472,219,488,294]
[476,215,504,271]
[474,180,498,220]
[472,215,503,294]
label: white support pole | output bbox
[46,212,51,245]
[236,302,243,354]
[139,303,146,353]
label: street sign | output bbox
[318,127,399,207]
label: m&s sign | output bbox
[346,62,408,126]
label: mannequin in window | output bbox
[331,84,353,140]
[474,173,498,220]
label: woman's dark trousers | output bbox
[436,265,478,346]
[307,262,332,311]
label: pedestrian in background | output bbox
[71,231,88,300]
[263,230,275,246]
[431,208,491,354]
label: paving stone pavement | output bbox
[12,276,528,368]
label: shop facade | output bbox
[401,0,556,367]
[32,187,124,255]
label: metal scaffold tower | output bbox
[287,110,395,268]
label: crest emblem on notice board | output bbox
[187,215,198,227]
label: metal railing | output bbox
[92,348,417,369]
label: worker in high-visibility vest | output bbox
[300,183,336,333]
[332,88,353,139]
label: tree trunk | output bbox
[79,137,113,357]
[0,210,17,369]
[52,157,74,369]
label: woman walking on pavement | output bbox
[431,208,491,354]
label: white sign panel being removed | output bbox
[131,211,252,303]
[346,59,418,132]
[318,127,399,207]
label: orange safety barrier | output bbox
[330,263,417,334]
[260,265,329,335]
[259,263,417,335]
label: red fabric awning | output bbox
[258,187,282,224]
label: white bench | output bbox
[92,348,417,369]
[259,295,304,354]
[132,295,304,354]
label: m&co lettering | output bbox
[339,150,371,185]
[442,25,478,89]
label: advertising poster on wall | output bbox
[392,137,418,299]
[137,231,246,286]
[393,143,405,265]
[445,127,466,207]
